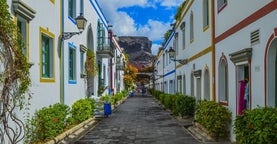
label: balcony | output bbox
[96,37,115,58]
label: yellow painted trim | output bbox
[39,27,56,83]
[50,0,55,4]
[176,46,212,69]
[203,25,209,32]
[189,46,212,62]
[175,0,195,28]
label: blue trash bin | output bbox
[129,92,134,97]
[104,103,112,116]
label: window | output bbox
[68,43,76,83]
[68,0,76,19]
[204,69,210,100]
[190,11,194,43]
[163,54,165,68]
[177,75,182,93]
[181,23,186,50]
[217,0,227,12]
[97,21,105,50]
[219,58,228,103]
[80,0,84,15]
[17,16,28,59]
[174,33,178,56]
[80,45,87,78]
[190,73,194,96]
[40,27,55,82]
[203,0,209,29]
[183,74,186,95]
[196,78,201,100]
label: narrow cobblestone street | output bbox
[73,94,201,144]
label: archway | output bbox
[87,25,95,97]
[266,38,277,107]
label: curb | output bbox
[45,117,98,144]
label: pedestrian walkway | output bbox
[73,93,201,144]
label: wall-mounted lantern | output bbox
[62,13,87,40]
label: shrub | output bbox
[163,94,176,110]
[100,94,111,103]
[174,94,196,117]
[85,98,96,114]
[234,106,277,144]
[71,99,93,124]
[31,103,70,142]
[195,101,232,138]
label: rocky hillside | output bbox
[118,36,153,69]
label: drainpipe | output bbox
[60,0,65,104]
[211,0,216,101]
[109,29,113,95]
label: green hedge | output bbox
[71,99,94,124]
[234,107,277,144]
[195,101,232,138]
[173,94,196,117]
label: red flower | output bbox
[53,118,59,123]
[248,124,253,130]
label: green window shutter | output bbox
[42,35,50,78]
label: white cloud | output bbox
[151,43,162,56]
[97,0,182,51]
[160,0,184,7]
[137,19,171,41]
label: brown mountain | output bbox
[118,36,153,69]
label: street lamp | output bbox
[62,13,87,40]
[116,55,121,64]
[168,47,188,65]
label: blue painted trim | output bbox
[94,0,108,23]
[89,0,108,30]
[68,16,77,25]
[68,42,77,84]
[69,80,77,84]
[164,70,176,77]
[163,31,175,50]
[68,42,76,48]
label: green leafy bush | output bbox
[234,106,277,144]
[31,103,70,142]
[86,98,96,113]
[100,94,111,103]
[195,101,232,138]
[163,94,176,110]
[71,99,93,124]
[173,94,196,117]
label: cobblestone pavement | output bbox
[73,94,201,144]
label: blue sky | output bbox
[97,0,183,55]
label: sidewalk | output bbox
[73,93,201,144]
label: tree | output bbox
[123,64,138,90]
[0,0,31,143]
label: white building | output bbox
[154,0,277,142]
[2,0,125,143]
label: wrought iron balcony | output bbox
[96,37,115,58]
